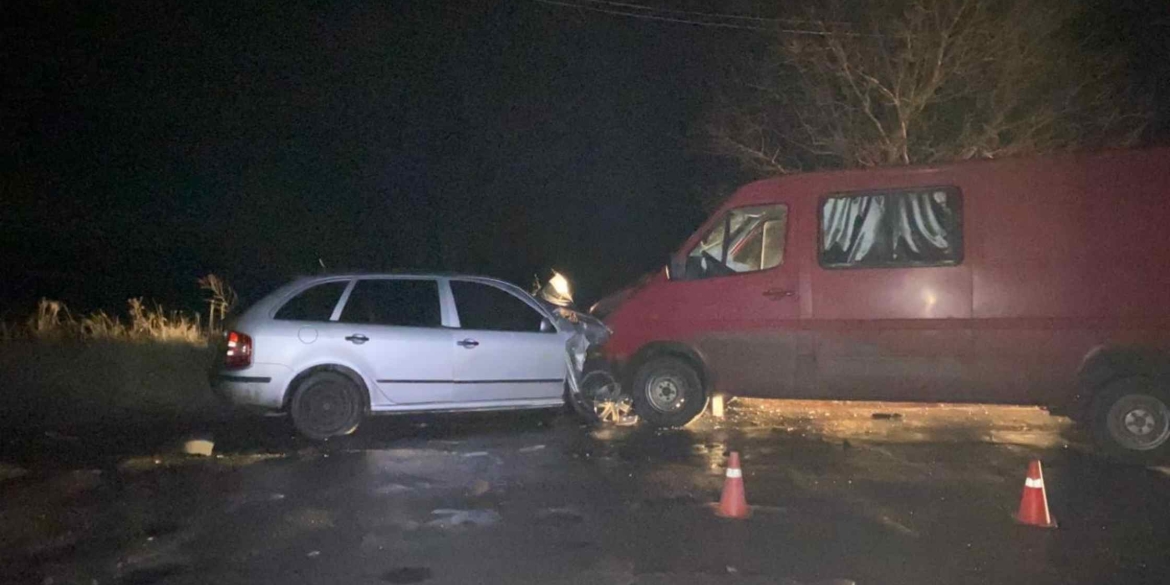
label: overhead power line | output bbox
[578,0,848,26]
[529,0,853,35]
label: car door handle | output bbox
[763,289,796,299]
[345,334,369,344]
[457,338,479,348]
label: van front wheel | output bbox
[631,357,707,427]
[1091,378,1170,463]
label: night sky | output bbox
[3,1,1167,315]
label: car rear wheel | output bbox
[290,371,365,440]
[1091,378,1170,463]
[631,357,706,427]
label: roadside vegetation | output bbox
[0,275,239,429]
[1,274,237,345]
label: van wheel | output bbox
[290,372,365,440]
[1091,378,1170,463]
[631,357,707,427]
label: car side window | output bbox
[450,281,547,333]
[274,281,349,322]
[339,279,441,327]
[684,204,788,280]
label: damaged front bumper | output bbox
[555,308,635,425]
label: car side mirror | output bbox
[540,318,555,333]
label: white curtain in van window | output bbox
[822,195,886,264]
[890,191,952,262]
[822,190,955,266]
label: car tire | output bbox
[630,356,707,428]
[1090,378,1170,463]
[289,371,365,441]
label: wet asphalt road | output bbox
[2,400,1169,585]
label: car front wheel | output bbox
[630,356,707,427]
[1091,378,1170,463]
[290,371,365,440]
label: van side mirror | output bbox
[540,318,555,333]
[667,256,688,281]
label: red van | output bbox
[596,148,1170,461]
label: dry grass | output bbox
[22,298,206,344]
[3,273,236,345]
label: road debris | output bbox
[374,483,412,495]
[43,430,80,442]
[536,507,584,525]
[182,438,214,456]
[427,509,502,529]
[468,479,491,496]
[286,508,335,529]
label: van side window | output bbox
[820,187,962,269]
[684,204,788,280]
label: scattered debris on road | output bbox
[374,483,412,495]
[182,438,214,456]
[427,508,502,529]
[536,507,584,525]
[467,479,491,496]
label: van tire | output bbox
[631,357,707,428]
[290,371,365,441]
[1090,378,1170,463]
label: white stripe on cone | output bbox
[1024,477,1044,488]
[726,468,742,478]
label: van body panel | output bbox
[602,149,1170,413]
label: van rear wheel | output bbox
[631,357,707,427]
[1091,378,1170,463]
[290,372,365,440]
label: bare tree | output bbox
[708,0,1152,176]
[198,274,238,333]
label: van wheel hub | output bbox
[647,375,686,413]
[1107,394,1170,451]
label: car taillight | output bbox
[224,331,253,369]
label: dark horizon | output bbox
[4,0,1168,317]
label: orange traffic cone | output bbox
[1015,459,1057,528]
[716,451,750,519]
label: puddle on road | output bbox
[118,452,286,472]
